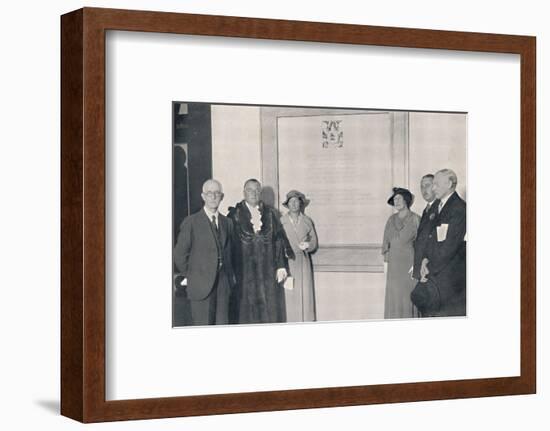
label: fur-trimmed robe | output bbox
[227,200,294,324]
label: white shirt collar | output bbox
[439,192,454,210]
[203,207,219,220]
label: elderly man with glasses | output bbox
[174,179,236,326]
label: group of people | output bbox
[173,168,466,327]
[173,178,318,326]
[382,169,467,318]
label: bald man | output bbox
[421,169,467,316]
[174,179,236,325]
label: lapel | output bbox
[218,214,227,248]
[256,201,267,232]
[437,192,457,223]
[200,208,220,249]
[420,199,439,230]
[283,213,301,243]
[258,201,266,222]
[239,200,254,234]
[420,202,431,223]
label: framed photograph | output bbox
[61,7,536,422]
[171,102,468,327]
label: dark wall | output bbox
[173,102,213,237]
[173,102,213,327]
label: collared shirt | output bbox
[425,200,435,212]
[438,192,453,213]
[203,207,219,228]
[203,207,223,269]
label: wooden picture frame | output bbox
[61,7,536,423]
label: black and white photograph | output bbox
[3,0,546,428]
[172,102,467,326]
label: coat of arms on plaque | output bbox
[322,120,344,148]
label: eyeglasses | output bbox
[203,191,223,198]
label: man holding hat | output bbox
[421,169,467,316]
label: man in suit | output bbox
[421,169,467,316]
[412,174,440,283]
[173,179,235,325]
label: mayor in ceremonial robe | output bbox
[228,179,295,324]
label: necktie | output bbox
[211,215,222,269]
[211,215,218,233]
[438,201,443,213]
[425,203,431,213]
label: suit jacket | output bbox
[173,209,235,301]
[426,191,467,316]
[412,199,440,280]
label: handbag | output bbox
[411,278,441,316]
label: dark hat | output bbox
[282,190,310,208]
[387,187,414,208]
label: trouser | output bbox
[190,269,231,325]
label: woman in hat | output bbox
[281,190,318,322]
[382,187,421,319]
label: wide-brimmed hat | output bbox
[282,190,310,208]
[387,187,414,208]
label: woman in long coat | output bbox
[280,190,318,322]
[382,187,421,319]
